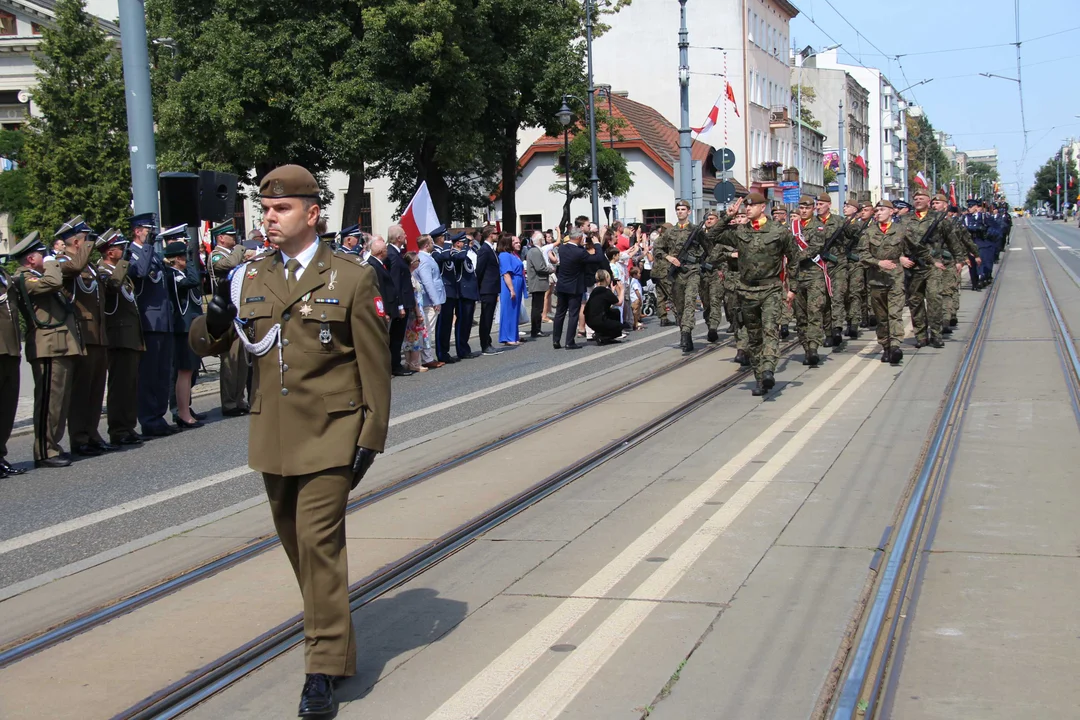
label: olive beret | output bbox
[798,195,817,207]
[913,186,931,198]
[259,165,321,199]
[817,193,832,203]
[745,192,767,205]
[876,200,895,209]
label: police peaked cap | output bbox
[429,224,448,239]
[449,231,468,243]
[893,200,913,210]
[128,212,157,229]
[159,224,189,241]
[55,215,93,240]
[339,224,364,238]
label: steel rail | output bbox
[0,339,732,670]
[830,255,1006,719]
[115,340,799,720]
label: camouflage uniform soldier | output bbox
[839,199,864,338]
[906,188,968,348]
[718,193,799,397]
[947,205,977,325]
[655,200,713,353]
[651,224,674,326]
[705,210,750,364]
[858,201,931,364]
[791,195,829,366]
[845,202,875,330]
[811,194,847,349]
[772,205,793,340]
[699,211,728,344]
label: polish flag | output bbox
[725,82,740,118]
[949,180,957,206]
[914,171,929,189]
[854,150,868,177]
[400,181,441,252]
[691,82,740,134]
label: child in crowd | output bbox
[629,266,644,330]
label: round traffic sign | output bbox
[713,181,736,204]
[715,147,736,172]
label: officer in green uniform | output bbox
[189,165,392,716]
[0,257,24,476]
[839,199,864,338]
[906,187,967,348]
[700,210,726,343]
[811,194,847,349]
[792,195,829,366]
[706,207,750,364]
[651,224,673,326]
[209,220,253,416]
[97,229,145,446]
[716,194,799,396]
[858,201,931,364]
[947,204,977,326]
[11,231,92,468]
[654,199,712,352]
[771,204,793,340]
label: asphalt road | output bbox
[0,315,697,590]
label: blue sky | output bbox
[789,0,1080,206]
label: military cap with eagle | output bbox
[95,228,129,251]
[6,231,44,260]
[210,219,236,241]
[55,215,93,240]
[259,165,321,199]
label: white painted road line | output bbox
[502,357,882,720]
[0,467,252,556]
[425,346,877,720]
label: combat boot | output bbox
[780,324,790,339]
[726,323,736,333]
[846,323,858,339]
[734,349,750,367]
[949,317,958,327]
[881,346,891,363]
[681,332,694,354]
[660,316,672,327]
[823,333,834,348]
[807,349,821,367]
[942,324,953,335]
[751,380,766,397]
[867,316,878,328]
[707,328,719,343]
[832,327,844,346]
[890,347,904,365]
[762,371,775,391]
[929,337,945,349]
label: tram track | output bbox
[109,336,803,720]
[817,251,1007,720]
[0,338,739,671]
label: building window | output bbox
[0,12,16,36]
[642,208,666,228]
[31,23,42,35]
[884,129,890,143]
[359,192,373,234]
[520,214,543,234]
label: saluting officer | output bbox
[189,165,391,717]
[0,253,24,477]
[209,220,253,416]
[164,232,205,429]
[58,217,117,456]
[10,231,92,467]
[791,195,829,366]
[97,229,145,446]
[127,213,176,437]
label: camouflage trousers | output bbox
[941,264,960,321]
[794,268,828,352]
[653,267,673,322]
[701,271,725,331]
[671,265,701,333]
[907,268,943,342]
[823,261,848,332]
[739,284,784,380]
[847,262,869,325]
[870,281,905,349]
[723,273,749,350]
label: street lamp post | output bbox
[118,0,159,217]
[556,100,574,233]
[584,0,600,225]
[677,0,692,209]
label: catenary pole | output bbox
[117,0,158,218]
[678,0,693,208]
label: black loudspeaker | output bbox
[199,170,239,223]
[159,172,200,228]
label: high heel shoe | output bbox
[175,417,204,429]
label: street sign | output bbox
[713,181,736,204]
[779,180,800,204]
[715,147,736,172]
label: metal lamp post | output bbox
[584,0,600,225]
[677,0,692,207]
[556,100,574,232]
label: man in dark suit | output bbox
[474,225,503,355]
[366,239,400,353]
[385,225,416,376]
[552,228,605,349]
[454,232,480,360]
[432,227,462,364]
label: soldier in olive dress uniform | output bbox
[209,220,253,415]
[189,165,391,717]
[0,257,25,477]
[57,216,118,456]
[97,229,145,446]
[10,231,92,467]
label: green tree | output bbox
[791,85,821,130]
[0,130,31,239]
[1025,153,1078,210]
[905,114,952,190]
[23,0,130,235]
[550,115,633,231]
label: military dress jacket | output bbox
[14,242,92,360]
[0,267,22,358]
[189,241,392,477]
[858,222,932,288]
[168,264,204,333]
[99,260,145,351]
[66,252,109,347]
[717,218,801,290]
[210,245,245,285]
[128,241,174,334]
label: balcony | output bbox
[752,164,781,183]
[882,145,894,163]
[882,111,900,131]
[769,107,790,129]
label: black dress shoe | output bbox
[392,368,415,377]
[529,332,550,339]
[141,425,177,439]
[0,458,24,475]
[564,343,583,350]
[35,455,72,469]
[441,356,458,364]
[176,417,205,429]
[222,407,250,417]
[115,433,144,446]
[74,443,103,457]
[762,371,775,391]
[92,440,119,453]
[482,346,504,355]
[552,342,562,350]
[458,352,482,360]
[298,673,336,717]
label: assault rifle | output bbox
[667,222,712,280]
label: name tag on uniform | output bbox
[244,296,265,303]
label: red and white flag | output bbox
[854,149,869,177]
[692,82,740,135]
[914,171,929,189]
[949,180,957,206]
[400,181,441,252]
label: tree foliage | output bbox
[791,85,821,130]
[549,110,633,229]
[905,114,951,189]
[1025,153,1079,210]
[22,0,130,235]
[0,130,31,239]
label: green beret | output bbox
[259,165,320,199]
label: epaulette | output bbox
[334,249,367,268]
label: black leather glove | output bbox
[351,447,377,489]
[205,277,237,339]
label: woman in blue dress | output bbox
[498,233,527,345]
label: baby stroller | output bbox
[641,279,657,318]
